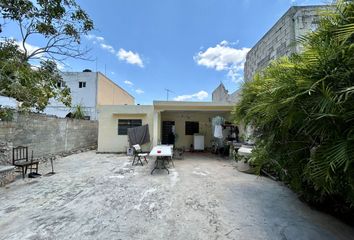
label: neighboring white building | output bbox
[0,96,18,109]
[44,71,135,120]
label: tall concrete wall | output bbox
[212,84,240,103]
[0,113,98,165]
[244,5,324,82]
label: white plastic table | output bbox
[238,146,253,156]
[150,145,173,174]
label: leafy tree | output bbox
[0,0,94,62]
[234,0,354,218]
[0,0,94,111]
[0,40,71,110]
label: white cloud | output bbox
[14,41,41,56]
[85,35,145,68]
[194,40,250,83]
[124,80,134,86]
[85,34,104,42]
[174,90,208,101]
[95,36,104,42]
[100,43,115,54]
[55,61,65,71]
[117,48,144,68]
[135,89,144,94]
[86,35,116,54]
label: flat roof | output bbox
[153,101,234,107]
[153,101,234,112]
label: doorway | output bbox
[161,121,175,144]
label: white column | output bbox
[153,111,159,146]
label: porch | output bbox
[152,101,240,151]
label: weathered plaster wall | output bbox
[244,6,324,82]
[0,113,98,165]
[212,84,241,104]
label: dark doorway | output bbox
[162,121,175,144]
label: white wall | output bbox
[0,96,17,108]
[43,72,98,119]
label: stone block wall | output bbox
[0,166,15,186]
[212,83,241,104]
[0,112,98,165]
[244,5,325,82]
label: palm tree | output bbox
[234,0,354,215]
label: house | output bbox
[44,71,134,120]
[97,101,243,153]
[244,5,326,82]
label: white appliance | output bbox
[126,147,134,156]
[193,135,204,151]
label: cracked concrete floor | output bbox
[1,151,353,240]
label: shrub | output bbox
[71,104,87,119]
[0,107,13,121]
[233,0,354,219]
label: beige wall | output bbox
[97,73,134,106]
[161,111,235,150]
[97,103,244,153]
[97,105,154,153]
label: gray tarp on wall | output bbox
[127,124,150,146]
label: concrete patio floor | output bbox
[0,151,353,240]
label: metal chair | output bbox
[132,144,148,166]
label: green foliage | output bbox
[0,40,71,111]
[234,0,354,214]
[0,0,94,61]
[0,0,94,111]
[71,104,86,119]
[0,107,13,121]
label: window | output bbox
[185,121,199,135]
[79,81,86,88]
[57,80,66,88]
[118,119,142,135]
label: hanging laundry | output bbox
[214,125,223,138]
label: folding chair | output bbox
[132,144,148,166]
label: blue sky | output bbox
[5,0,324,104]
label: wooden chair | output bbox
[132,144,148,166]
[12,146,39,179]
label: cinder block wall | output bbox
[0,112,98,165]
[244,6,324,82]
